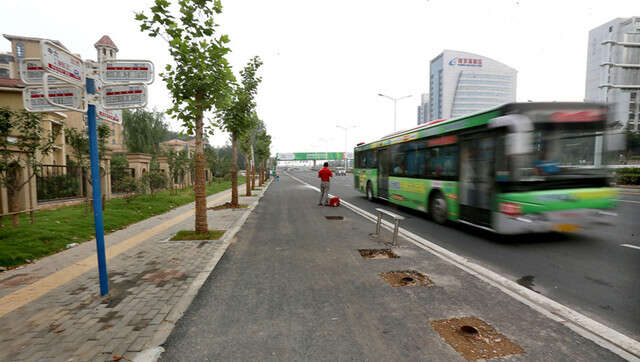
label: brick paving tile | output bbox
[0,184,258,362]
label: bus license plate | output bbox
[553,224,580,232]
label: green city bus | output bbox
[353,102,618,234]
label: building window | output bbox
[103,48,106,56]
[112,139,116,145]
[608,26,613,32]
[16,42,24,59]
[111,129,115,136]
[631,92,637,101]
[110,50,113,57]
[0,68,8,78]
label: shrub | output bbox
[616,167,640,185]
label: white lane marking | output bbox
[621,244,640,251]
[616,199,640,204]
[285,172,640,361]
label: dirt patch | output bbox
[430,316,524,361]
[141,269,185,286]
[516,275,539,293]
[0,273,39,289]
[208,202,248,210]
[379,270,433,287]
[325,216,344,220]
[358,249,399,259]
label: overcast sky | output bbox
[1,0,636,154]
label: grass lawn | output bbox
[169,230,225,241]
[0,177,245,268]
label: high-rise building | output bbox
[428,50,517,121]
[417,93,429,124]
[585,17,640,131]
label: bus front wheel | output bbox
[366,182,374,201]
[429,192,448,224]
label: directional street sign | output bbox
[97,107,122,124]
[40,40,84,86]
[23,86,85,112]
[101,60,154,84]
[19,58,64,85]
[101,83,147,109]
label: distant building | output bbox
[417,93,429,125]
[428,50,517,121]
[585,17,640,131]
[160,139,196,156]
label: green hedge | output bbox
[616,167,640,185]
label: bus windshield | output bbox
[509,125,607,185]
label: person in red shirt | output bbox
[317,162,333,206]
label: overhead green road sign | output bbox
[277,152,346,160]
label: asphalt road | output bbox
[288,169,640,340]
[161,174,623,361]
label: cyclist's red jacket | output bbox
[318,167,333,182]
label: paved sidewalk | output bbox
[160,173,626,361]
[0,181,269,361]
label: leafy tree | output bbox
[0,107,60,227]
[137,0,234,233]
[218,57,263,206]
[65,124,111,213]
[122,108,168,154]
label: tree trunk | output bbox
[245,155,251,197]
[8,192,19,228]
[194,93,208,234]
[231,134,239,207]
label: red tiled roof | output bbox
[0,78,25,88]
[94,35,118,51]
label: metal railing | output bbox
[36,164,86,202]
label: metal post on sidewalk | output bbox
[87,78,109,296]
[376,210,382,235]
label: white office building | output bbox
[585,17,640,131]
[417,93,429,125]
[428,50,517,121]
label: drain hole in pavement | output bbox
[460,325,478,335]
[358,249,399,259]
[430,317,524,360]
[325,216,344,220]
[379,270,433,287]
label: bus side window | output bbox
[367,150,377,168]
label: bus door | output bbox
[459,135,495,227]
[377,148,390,199]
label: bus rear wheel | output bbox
[366,182,374,201]
[429,192,448,225]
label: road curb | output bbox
[134,180,272,362]
[286,172,640,361]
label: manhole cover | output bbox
[379,270,433,287]
[325,216,344,220]
[430,317,524,360]
[358,249,399,259]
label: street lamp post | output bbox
[336,125,356,171]
[378,93,412,132]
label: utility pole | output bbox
[378,93,412,132]
[336,125,356,171]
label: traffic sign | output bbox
[97,107,122,124]
[101,83,147,109]
[40,40,84,86]
[23,85,85,112]
[101,60,154,84]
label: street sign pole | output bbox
[86,77,109,296]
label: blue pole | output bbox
[86,77,109,296]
